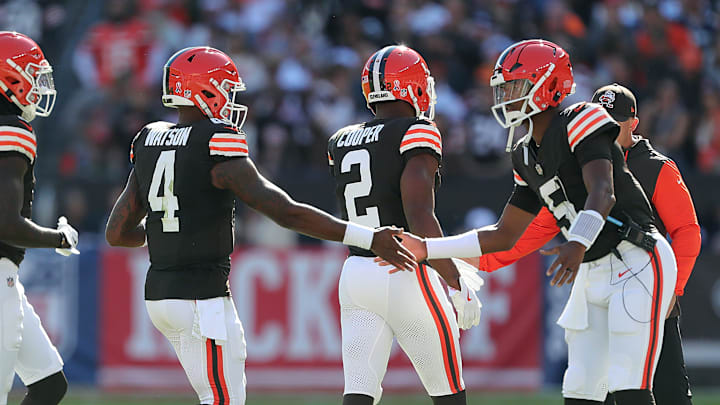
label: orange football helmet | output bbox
[0,31,56,121]
[162,47,248,128]
[490,39,575,150]
[361,45,436,120]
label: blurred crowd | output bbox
[2,0,720,250]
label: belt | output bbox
[607,215,656,253]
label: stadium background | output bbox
[4,0,720,403]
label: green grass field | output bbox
[9,391,720,405]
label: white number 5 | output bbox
[149,150,180,232]
[341,149,380,228]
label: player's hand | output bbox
[541,241,586,287]
[370,226,417,272]
[373,232,427,273]
[449,276,482,330]
[55,216,80,256]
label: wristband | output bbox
[567,210,605,248]
[343,222,375,250]
[426,231,482,259]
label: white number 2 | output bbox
[148,150,180,232]
[341,149,380,228]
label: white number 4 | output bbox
[149,150,180,232]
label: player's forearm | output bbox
[406,210,460,288]
[106,222,146,247]
[105,205,146,247]
[422,210,534,260]
[273,201,347,242]
[106,171,147,247]
[0,217,63,248]
[0,157,63,248]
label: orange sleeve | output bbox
[477,207,560,272]
[652,160,701,295]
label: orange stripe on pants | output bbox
[641,248,663,389]
[416,265,462,393]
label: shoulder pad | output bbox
[0,118,37,163]
[144,121,175,131]
[400,120,442,155]
[566,102,615,152]
[209,128,248,158]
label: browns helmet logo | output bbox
[597,90,616,109]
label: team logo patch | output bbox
[598,90,615,109]
[6,276,14,287]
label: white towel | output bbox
[197,297,228,341]
[557,264,590,330]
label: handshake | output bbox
[368,226,483,331]
[55,216,80,256]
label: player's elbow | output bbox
[105,222,127,247]
[105,228,122,247]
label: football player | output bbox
[389,40,678,405]
[469,83,700,405]
[104,46,417,405]
[0,32,79,405]
[327,45,481,405]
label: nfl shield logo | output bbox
[6,276,14,287]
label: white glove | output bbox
[55,216,80,256]
[449,276,482,330]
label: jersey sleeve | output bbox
[327,134,336,167]
[651,160,701,295]
[129,130,141,164]
[0,124,37,164]
[566,103,618,154]
[508,170,542,215]
[209,126,249,160]
[478,207,560,272]
[399,120,442,163]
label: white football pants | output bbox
[146,297,247,405]
[561,236,677,401]
[339,256,464,403]
[0,258,63,405]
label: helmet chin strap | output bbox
[426,76,437,121]
[504,114,534,164]
[505,125,516,152]
[407,85,421,118]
